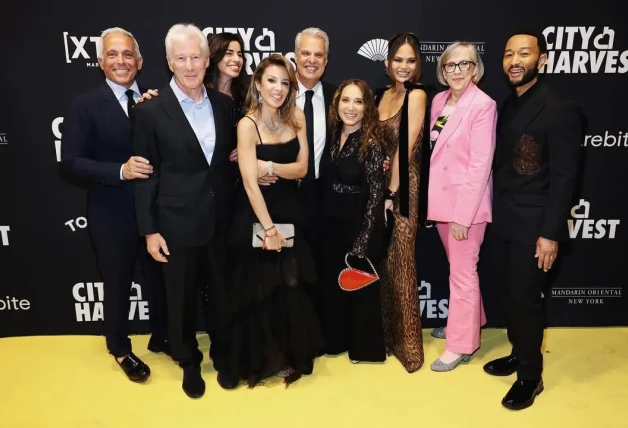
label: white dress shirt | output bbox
[169,76,216,166]
[296,80,326,179]
[105,78,140,180]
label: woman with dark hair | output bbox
[319,79,387,363]
[218,54,324,388]
[206,32,248,124]
[375,32,428,373]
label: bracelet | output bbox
[265,229,277,237]
[264,224,275,232]
[268,161,274,176]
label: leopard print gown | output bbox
[380,109,425,373]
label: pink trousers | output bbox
[436,222,487,354]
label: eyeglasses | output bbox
[443,60,476,73]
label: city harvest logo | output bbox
[541,26,628,74]
[419,280,448,319]
[568,199,620,239]
[0,226,10,246]
[73,281,149,322]
[0,296,31,311]
[0,133,7,145]
[357,39,485,63]
[583,130,628,148]
[203,27,294,75]
[551,287,622,305]
[53,117,63,162]
[63,32,101,67]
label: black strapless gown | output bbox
[222,137,324,387]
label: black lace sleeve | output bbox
[350,142,385,257]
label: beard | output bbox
[508,63,540,88]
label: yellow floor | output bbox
[2,328,627,427]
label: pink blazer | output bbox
[427,83,497,227]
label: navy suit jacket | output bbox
[61,82,142,236]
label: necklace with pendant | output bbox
[260,115,283,133]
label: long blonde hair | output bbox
[244,54,300,132]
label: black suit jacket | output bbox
[132,84,235,249]
[492,80,585,245]
[61,82,142,235]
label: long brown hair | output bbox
[386,32,422,84]
[328,79,385,160]
[244,54,300,132]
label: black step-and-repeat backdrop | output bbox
[1,0,626,337]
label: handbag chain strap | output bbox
[345,253,378,277]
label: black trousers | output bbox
[490,232,547,380]
[91,230,168,358]
[162,239,230,369]
[321,218,386,361]
[297,180,324,318]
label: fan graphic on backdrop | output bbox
[419,280,449,319]
[357,38,486,63]
[72,281,149,322]
[568,199,620,239]
[202,27,295,75]
[541,26,628,73]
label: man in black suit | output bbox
[61,27,169,383]
[484,30,585,410]
[132,23,236,399]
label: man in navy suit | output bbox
[61,27,169,383]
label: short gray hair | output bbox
[436,42,485,86]
[99,27,142,59]
[294,27,329,56]
[165,23,209,61]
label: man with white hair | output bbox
[133,22,237,398]
[62,27,169,383]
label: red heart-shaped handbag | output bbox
[338,254,379,291]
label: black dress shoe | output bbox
[147,336,172,357]
[116,353,150,383]
[182,367,205,398]
[217,371,239,390]
[483,355,519,376]
[502,379,544,410]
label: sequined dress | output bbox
[378,100,425,373]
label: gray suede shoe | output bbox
[430,354,471,372]
[431,327,446,339]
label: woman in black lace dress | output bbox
[218,54,324,388]
[319,79,387,363]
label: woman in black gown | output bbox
[219,54,324,388]
[319,79,387,363]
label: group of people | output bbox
[61,22,585,412]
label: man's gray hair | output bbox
[165,23,209,60]
[99,27,142,59]
[294,27,329,56]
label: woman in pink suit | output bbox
[427,42,497,372]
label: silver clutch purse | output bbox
[252,223,295,248]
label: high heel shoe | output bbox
[430,354,471,372]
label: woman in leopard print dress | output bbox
[375,33,427,373]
